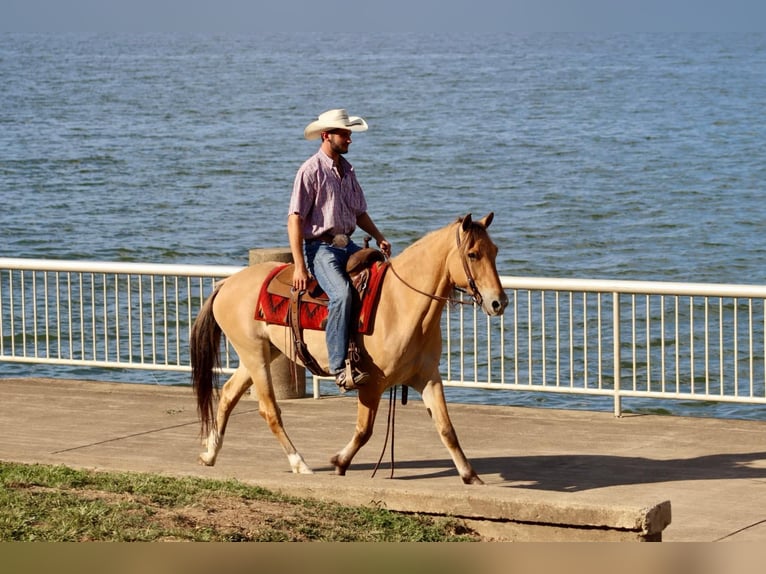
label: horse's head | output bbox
[451,213,509,316]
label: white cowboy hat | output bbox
[303,109,368,140]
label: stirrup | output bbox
[335,359,369,391]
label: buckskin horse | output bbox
[190,213,508,484]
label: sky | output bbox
[2,0,765,33]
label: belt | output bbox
[309,233,350,247]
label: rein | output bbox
[371,385,399,479]
[385,224,483,308]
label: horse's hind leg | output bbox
[199,365,251,466]
[245,342,313,475]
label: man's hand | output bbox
[292,263,310,292]
[356,212,391,258]
[288,213,310,291]
[378,239,392,258]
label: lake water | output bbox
[2,32,765,419]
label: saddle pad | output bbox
[255,262,388,334]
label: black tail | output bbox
[190,287,222,437]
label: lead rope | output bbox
[371,385,398,479]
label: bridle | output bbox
[455,224,484,308]
[386,223,484,308]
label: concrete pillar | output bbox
[248,248,294,267]
[248,247,307,400]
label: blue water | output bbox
[2,32,766,419]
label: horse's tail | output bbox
[190,283,223,437]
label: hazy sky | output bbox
[2,0,765,33]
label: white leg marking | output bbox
[199,430,221,466]
[288,452,314,474]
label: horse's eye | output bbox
[467,252,478,260]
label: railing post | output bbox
[613,292,622,417]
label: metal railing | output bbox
[442,277,766,416]
[2,257,766,416]
[0,258,241,373]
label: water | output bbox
[2,32,766,418]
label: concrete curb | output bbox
[234,474,670,541]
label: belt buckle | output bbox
[331,234,349,248]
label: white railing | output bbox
[2,257,766,416]
[442,277,766,415]
[0,258,241,373]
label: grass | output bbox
[0,461,479,542]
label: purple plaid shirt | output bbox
[288,150,367,239]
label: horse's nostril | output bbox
[492,294,509,313]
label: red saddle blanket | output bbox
[254,262,388,334]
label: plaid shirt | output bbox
[288,150,367,239]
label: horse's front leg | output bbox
[330,388,381,475]
[420,378,484,485]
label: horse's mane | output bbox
[396,219,455,257]
[393,215,487,263]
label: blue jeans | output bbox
[305,239,362,374]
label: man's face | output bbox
[325,129,352,155]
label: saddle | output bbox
[255,248,388,376]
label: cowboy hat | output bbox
[304,109,368,140]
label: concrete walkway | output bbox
[1,377,765,541]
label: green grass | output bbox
[0,461,478,542]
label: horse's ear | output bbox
[461,213,473,231]
[478,212,494,229]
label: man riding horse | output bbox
[190,109,508,484]
[287,109,392,391]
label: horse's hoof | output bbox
[463,474,484,485]
[198,454,216,467]
[289,453,314,474]
[330,454,347,476]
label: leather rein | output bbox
[386,224,484,308]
